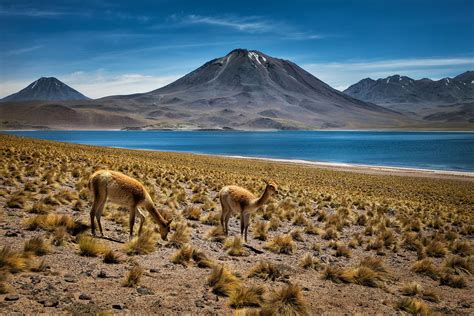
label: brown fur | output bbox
[88,170,171,240]
[219,180,278,242]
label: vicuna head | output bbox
[160,219,173,241]
[264,179,279,196]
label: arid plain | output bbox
[0,133,473,315]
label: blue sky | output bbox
[1,0,473,98]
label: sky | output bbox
[1,0,473,98]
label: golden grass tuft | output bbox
[225,236,249,256]
[425,240,447,258]
[123,264,143,287]
[411,258,439,280]
[400,281,423,296]
[299,253,320,270]
[229,284,266,309]
[171,244,194,266]
[265,234,296,254]
[79,235,108,257]
[396,297,431,315]
[248,261,285,281]
[260,283,308,316]
[252,220,269,241]
[103,250,121,264]
[23,236,51,256]
[440,274,466,288]
[125,230,158,255]
[205,226,226,242]
[168,222,190,247]
[200,211,220,226]
[451,240,473,257]
[0,246,28,273]
[207,265,240,296]
[289,228,304,242]
[335,243,351,257]
[442,255,473,275]
[191,249,215,268]
[182,205,202,220]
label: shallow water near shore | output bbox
[5,130,474,172]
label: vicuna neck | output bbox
[145,202,167,228]
[253,185,271,208]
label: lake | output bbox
[4,130,474,172]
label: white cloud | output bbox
[303,57,474,90]
[0,71,181,99]
[5,45,43,56]
[173,14,323,40]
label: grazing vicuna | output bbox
[88,170,171,240]
[219,180,278,242]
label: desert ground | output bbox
[0,133,473,315]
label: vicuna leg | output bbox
[129,206,137,239]
[240,212,245,238]
[95,199,106,237]
[90,182,106,237]
[224,210,232,236]
[243,213,251,242]
[137,208,146,236]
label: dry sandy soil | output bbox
[0,134,472,315]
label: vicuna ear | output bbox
[167,219,173,227]
[263,179,269,185]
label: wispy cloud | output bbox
[4,45,43,56]
[303,57,474,91]
[171,14,323,40]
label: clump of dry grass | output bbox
[442,256,473,275]
[207,265,240,296]
[205,226,226,242]
[6,192,26,209]
[23,236,51,256]
[200,211,220,226]
[224,236,249,256]
[27,202,51,214]
[400,282,423,296]
[265,234,296,254]
[229,284,266,309]
[191,249,215,268]
[182,205,202,220]
[290,229,304,242]
[103,250,121,264]
[451,240,473,257]
[304,222,322,235]
[0,274,10,294]
[425,240,447,258]
[440,274,466,288]
[269,217,281,231]
[125,230,158,255]
[260,283,308,316]
[322,226,338,240]
[299,253,320,270]
[168,222,190,247]
[24,214,87,235]
[252,220,269,241]
[171,244,194,266]
[412,258,439,280]
[0,247,28,273]
[322,265,345,283]
[323,256,387,288]
[396,297,431,315]
[292,213,307,226]
[79,235,108,257]
[123,264,143,287]
[248,261,285,281]
[335,243,351,257]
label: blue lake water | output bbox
[4,130,474,172]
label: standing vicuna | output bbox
[219,180,278,242]
[88,170,172,240]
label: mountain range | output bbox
[1,50,472,130]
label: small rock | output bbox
[460,301,471,308]
[302,287,310,292]
[150,268,160,273]
[79,294,91,300]
[195,299,205,308]
[64,275,77,283]
[5,294,19,301]
[112,303,125,310]
[43,299,59,307]
[97,271,107,278]
[5,230,19,237]
[30,276,41,285]
[136,287,154,295]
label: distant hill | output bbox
[1,77,89,102]
[344,73,474,106]
[93,48,407,130]
[343,72,474,127]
